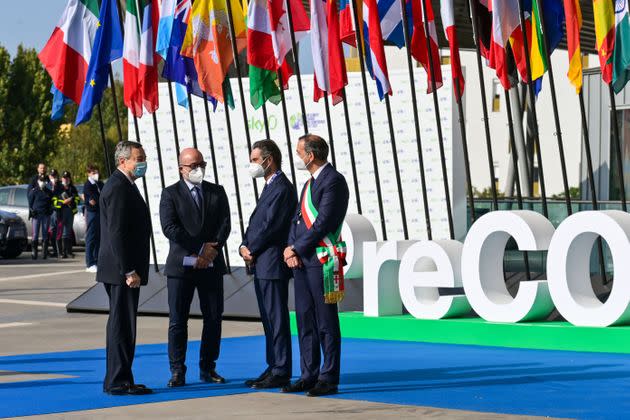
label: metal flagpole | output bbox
[277,71,298,188]
[515,0,549,217]
[323,95,337,168]
[186,91,198,149]
[350,0,388,239]
[419,0,455,239]
[167,81,182,158]
[533,0,571,216]
[202,92,231,273]
[96,104,113,176]
[609,85,627,211]
[578,91,607,283]
[283,0,309,133]
[262,102,271,139]
[454,76,477,223]
[467,0,499,210]
[224,102,246,239]
[109,68,124,142]
[225,0,260,201]
[400,0,432,238]
[341,88,363,214]
[151,113,166,189]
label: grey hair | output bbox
[299,134,329,161]
[252,139,282,168]
[114,141,143,164]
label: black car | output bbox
[0,209,28,258]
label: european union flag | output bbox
[75,0,123,125]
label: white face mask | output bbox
[247,157,269,178]
[91,173,100,182]
[188,167,205,185]
[295,153,311,171]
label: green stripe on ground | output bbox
[289,311,630,354]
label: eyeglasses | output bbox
[180,162,207,170]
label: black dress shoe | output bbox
[167,373,186,387]
[245,369,271,387]
[252,375,290,389]
[200,369,226,384]
[281,379,316,393]
[306,381,338,397]
[105,384,153,395]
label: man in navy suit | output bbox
[160,148,231,388]
[282,134,349,397]
[97,141,152,395]
[240,139,297,389]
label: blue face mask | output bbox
[133,161,147,178]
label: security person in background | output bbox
[83,164,104,273]
[240,140,296,389]
[53,171,79,259]
[47,169,62,258]
[28,163,47,191]
[160,148,231,388]
[28,175,53,259]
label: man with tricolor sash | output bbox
[282,134,349,397]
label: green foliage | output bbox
[550,187,581,200]
[473,186,505,199]
[0,44,127,186]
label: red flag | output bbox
[410,0,442,93]
[339,0,357,46]
[440,0,464,99]
[328,0,348,103]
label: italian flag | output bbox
[247,0,309,109]
[613,0,630,93]
[39,0,100,105]
[123,0,160,117]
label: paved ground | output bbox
[0,253,552,419]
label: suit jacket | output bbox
[289,164,349,268]
[241,172,297,279]
[83,180,104,212]
[96,169,152,285]
[160,179,231,278]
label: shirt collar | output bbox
[266,170,282,185]
[183,178,201,192]
[117,168,135,185]
[312,162,329,180]
[89,178,97,185]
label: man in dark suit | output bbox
[97,141,152,395]
[28,163,47,191]
[240,139,297,389]
[282,134,349,397]
[159,148,231,388]
[83,164,104,273]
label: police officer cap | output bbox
[49,169,58,177]
[62,171,71,178]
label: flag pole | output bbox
[419,0,454,239]
[400,0,432,238]
[186,91,198,149]
[283,0,309,133]
[225,0,260,202]
[262,102,271,139]
[533,0,571,216]
[609,84,627,211]
[202,92,232,273]
[166,81,182,158]
[108,68,124,142]
[277,71,298,188]
[132,114,160,273]
[454,76,477,223]
[96,104,113,177]
[151,113,166,189]
[349,0,388,240]
[505,87,532,280]
[224,97,246,239]
[578,90,607,283]
[341,88,363,214]
[323,95,337,167]
[515,0,548,217]
[467,0,499,210]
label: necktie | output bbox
[191,186,201,211]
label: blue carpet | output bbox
[1,336,629,418]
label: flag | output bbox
[75,0,123,125]
[612,0,630,93]
[440,0,464,99]
[123,0,160,118]
[410,0,442,92]
[488,0,520,89]
[362,0,391,99]
[339,0,357,46]
[181,0,247,103]
[161,0,215,109]
[593,0,615,84]
[247,0,309,108]
[563,0,583,93]
[328,0,349,103]
[377,0,405,48]
[50,85,72,121]
[156,0,177,60]
[39,0,100,105]
[529,0,564,94]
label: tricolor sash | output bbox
[300,179,346,304]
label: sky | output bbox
[0,0,68,56]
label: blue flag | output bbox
[75,0,123,125]
[161,0,215,110]
[51,84,72,121]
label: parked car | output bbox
[0,209,28,258]
[0,185,86,245]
